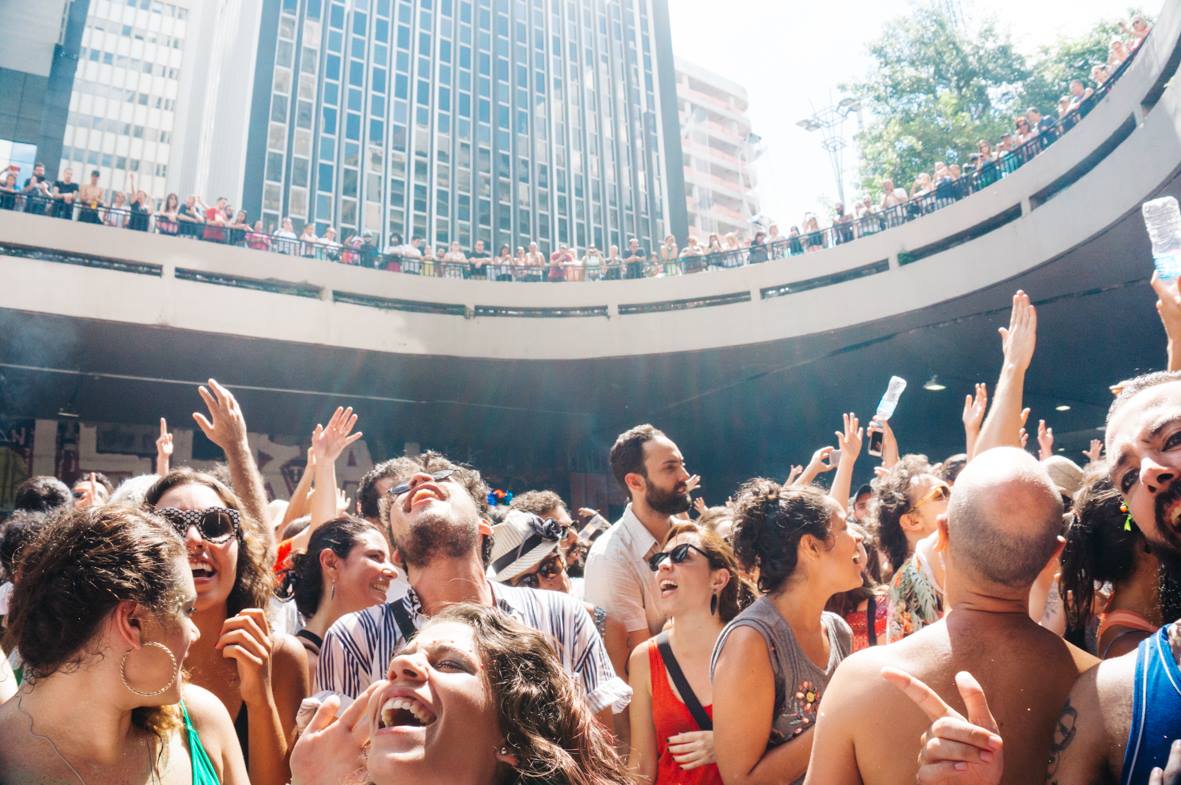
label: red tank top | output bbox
[648,640,723,785]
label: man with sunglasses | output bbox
[586,424,695,658]
[314,453,630,724]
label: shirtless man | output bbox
[897,371,1181,785]
[803,447,1097,785]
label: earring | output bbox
[1120,501,1135,532]
[497,745,511,756]
[120,641,178,697]
[709,593,719,616]
[330,579,336,600]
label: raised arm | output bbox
[830,413,863,511]
[155,417,173,476]
[192,379,272,543]
[278,448,316,534]
[1151,272,1181,372]
[975,291,1037,455]
[308,407,362,530]
[797,446,837,487]
[962,383,988,460]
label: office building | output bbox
[0,2,89,183]
[243,0,686,252]
[676,58,760,241]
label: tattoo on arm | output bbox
[1045,699,1078,784]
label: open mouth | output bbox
[189,561,216,580]
[659,579,678,595]
[405,484,446,512]
[379,697,437,729]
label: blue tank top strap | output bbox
[1120,624,1181,785]
[180,700,222,785]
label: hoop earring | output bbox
[120,641,178,697]
[709,593,719,616]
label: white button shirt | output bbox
[583,503,667,636]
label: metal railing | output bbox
[0,44,1140,282]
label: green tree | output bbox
[848,5,1151,198]
[848,4,1030,196]
[1020,9,1150,113]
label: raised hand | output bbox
[881,668,1003,785]
[193,378,249,450]
[311,406,363,465]
[836,412,864,462]
[1151,272,1181,372]
[685,474,702,495]
[1082,439,1104,464]
[156,417,174,476]
[336,488,351,515]
[1018,408,1031,451]
[1037,419,1054,461]
[668,730,716,770]
[216,608,274,707]
[785,465,804,486]
[290,682,382,785]
[871,417,901,468]
[693,497,708,515]
[998,290,1037,372]
[961,384,988,436]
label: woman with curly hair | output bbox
[1061,470,1160,658]
[291,603,632,785]
[629,522,754,784]
[0,505,247,783]
[145,469,309,785]
[870,455,949,642]
[710,480,864,785]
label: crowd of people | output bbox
[0,16,1149,286]
[3,265,1181,785]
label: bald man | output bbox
[803,447,1098,785]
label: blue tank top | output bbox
[1120,624,1181,785]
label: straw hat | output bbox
[489,510,566,583]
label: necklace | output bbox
[16,693,155,785]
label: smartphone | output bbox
[829,449,842,465]
[868,429,884,457]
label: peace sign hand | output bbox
[881,668,1003,785]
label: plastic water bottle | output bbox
[1142,196,1181,281]
[875,376,908,421]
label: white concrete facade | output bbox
[675,58,760,242]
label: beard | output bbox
[645,480,691,516]
[1151,477,1181,559]
[395,511,478,568]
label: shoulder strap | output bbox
[656,631,712,731]
[390,600,417,643]
[867,595,878,647]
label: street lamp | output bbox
[796,97,861,205]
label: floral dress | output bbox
[886,553,944,642]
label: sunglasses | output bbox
[648,542,712,572]
[513,553,567,588]
[386,468,456,498]
[156,507,240,544]
[911,482,951,511]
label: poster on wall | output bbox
[0,418,36,512]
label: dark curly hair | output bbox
[731,478,836,594]
[357,459,405,520]
[3,505,185,746]
[279,515,381,617]
[0,509,52,582]
[143,468,274,616]
[1061,469,1152,641]
[425,604,632,785]
[663,522,755,622]
[13,475,74,513]
[870,454,933,572]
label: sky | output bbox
[668,0,1139,225]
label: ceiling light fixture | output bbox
[922,375,946,392]
[1055,404,1072,412]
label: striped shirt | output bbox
[316,581,631,714]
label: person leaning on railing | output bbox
[0,172,18,211]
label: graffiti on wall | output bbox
[1,419,378,511]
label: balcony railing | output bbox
[0,43,1139,284]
